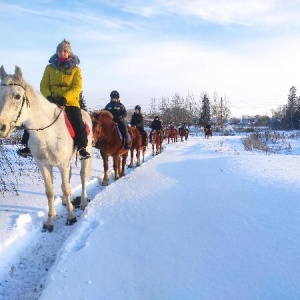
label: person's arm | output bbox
[40,65,52,98]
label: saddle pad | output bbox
[64,113,90,139]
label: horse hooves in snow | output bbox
[66,217,77,226]
[43,224,54,233]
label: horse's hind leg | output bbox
[39,165,56,232]
[60,165,76,225]
[128,149,134,168]
[79,158,90,210]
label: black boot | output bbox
[17,146,31,158]
[79,147,91,160]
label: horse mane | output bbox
[99,110,113,120]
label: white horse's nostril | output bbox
[0,124,6,132]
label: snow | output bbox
[1,134,300,299]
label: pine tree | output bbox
[286,86,297,129]
[79,91,87,111]
[200,93,211,126]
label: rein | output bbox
[1,82,64,132]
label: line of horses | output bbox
[0,66,192,232]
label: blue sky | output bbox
[1,0,300,117]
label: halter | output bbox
[1,82,64,131]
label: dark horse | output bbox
[128,126,148,168]
[204,127,212,139]
[179,128,189,141]
[152,129,163,156]
[92,110,131,186]
[167,127,178,144]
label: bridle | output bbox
[1,82,64,131]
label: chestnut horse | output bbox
[152,129,163,155]
[92,110,131,186]
[204,128,212,139]
[167,127,178,144]
[179,128,189,141]
[128,126,148,168]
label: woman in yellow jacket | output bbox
[17,39,90,159]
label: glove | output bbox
[57,97,67,106]
[46,96,55,103]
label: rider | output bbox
[17,39,90,160]
[130,105,147,146]
[104,90,130,149]
[149,115,162,143]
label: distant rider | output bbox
[104,90,130,149]
[149,115,162,142]
[130,105,147,146]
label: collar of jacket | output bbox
[48,53,80,70]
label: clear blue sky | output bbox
[1,0,300,117]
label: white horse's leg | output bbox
[79,158,90,210]
[59,165,76,225]
[39,165,56,231]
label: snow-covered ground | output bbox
[0,134,300,299]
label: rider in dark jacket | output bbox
[104,90,130,149]
[149,115,162,142]
[130,105,147,146]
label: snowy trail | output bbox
[0,176,101,300]
[0,146,157,300]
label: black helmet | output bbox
[135,105,141,111]
[110,90,119,99]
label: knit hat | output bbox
[56,39,72,54]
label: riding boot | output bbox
[65,106,90,159]
[118,120,130,149]
[17,129,31,157]
[149,130,153,143]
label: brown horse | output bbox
[204,128,212,139]
[92,110,131,186]
[128,127,148,168]
[152,129,163,155]
[167,127,178,144]
[179,128,189,141]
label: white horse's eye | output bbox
[14,94,21,100]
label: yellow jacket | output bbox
[40,54,82,108]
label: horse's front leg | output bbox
[79,158,90,210]
[101,151,109,186]
[39,165,56,232]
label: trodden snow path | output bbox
[0,145,156,300]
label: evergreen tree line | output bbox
[271,86,300,130]
[147,91,231,126]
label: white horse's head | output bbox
[0,65,29,137]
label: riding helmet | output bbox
[110,90,120,99]
[135,105,141,111]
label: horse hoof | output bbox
[66,217,77,226]
[42,224,54,232]
[128,165,133,168]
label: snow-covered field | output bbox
[0,134,300,299]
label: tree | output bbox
[286,86,297,129]
[79,91,87,111]
[200,93,211,126]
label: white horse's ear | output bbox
[0,65,8,81]
[15,66,23,81]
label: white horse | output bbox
[0,65,92,232]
